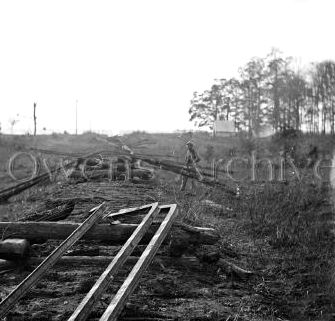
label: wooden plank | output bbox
[0,203,106,319]
[68,202,159,321]
[100,204,178,321]
[103,203,155,220]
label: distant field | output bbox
[0,131,334,320]
[1,131,334,190]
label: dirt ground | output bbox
[0,133,334,321]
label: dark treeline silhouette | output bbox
[189,48,335,135]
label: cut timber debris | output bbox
[26,255,200,268]
[19,200,75,222]
[0,174,50,203]
[0,222,218,245]
[196,248,254,280]
[0,202,106,319]
[218,258,254,280]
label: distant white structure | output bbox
[213,120,236,137]
[252,124,275,138]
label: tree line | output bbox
[189,48,335,135]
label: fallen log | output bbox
[195,248,254,280]
[217,258,254,280]
[0,239,30,260]
[0,256,203,272]
[0,174,50,203]
[173,223,220,246]
[0,222,218,245]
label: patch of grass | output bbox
[244,182,330,250]
[242,181,335,319]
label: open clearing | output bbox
[0,132,334,321]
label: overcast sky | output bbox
[0,0,334,135]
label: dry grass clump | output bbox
[244,182,330,250]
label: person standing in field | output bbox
[180,141,203,191]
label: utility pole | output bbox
[33,102,37,136]
[75,100,78,135]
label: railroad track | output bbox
[0,202,179,321]
[0,148,235,203]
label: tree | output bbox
[264,48,287,131]
[188,49,335,135]
[239,57,267,135]
[310,61,335,133]
[189,83,224,129]
[283,71,307,131]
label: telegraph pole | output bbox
[75,99,78,135]
[33,102,37,136]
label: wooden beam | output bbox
[100,204,178,321]
[218,258,254,280]
[26,255,199,268]
[68,202,159,321]
[0,203,106,319]
[103,203,155,220]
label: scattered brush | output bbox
[242,180,335,319]
[19,200,75,222]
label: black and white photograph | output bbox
[0,0,334,320]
